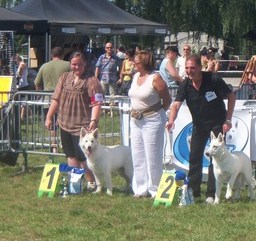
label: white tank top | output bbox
[128,72,160,111]
[17,66,29,88]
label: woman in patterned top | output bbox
[45,51,104,187]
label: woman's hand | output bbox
[45,117,53,130]
[117,79,123,85]
[166,121,175,131]
[87,120,97,131]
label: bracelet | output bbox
[90,119,97,123]
[225,120,232,125]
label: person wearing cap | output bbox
[206,48,220,72]
[200,47,220,72]
[200,48,209,71]
[159,46,183,96]
[176,44,192,79]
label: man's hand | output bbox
[223,120,232,133]
[166,121,175,131]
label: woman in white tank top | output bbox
[128,50,171,198]
[15,54,29,90]
[15,54,30,120]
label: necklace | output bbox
[137,73,148,85]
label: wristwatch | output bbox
[225,120,232,125]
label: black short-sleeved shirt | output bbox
[175,72,232,129]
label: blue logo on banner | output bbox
[173,123,210,168]
[173,116,249,168]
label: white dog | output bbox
[205,131,255,204]
[79,128,133,195]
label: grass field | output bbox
[0,154,256,241]
[0,105,256,241]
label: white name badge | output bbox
[94,93,104,102]
[205,91,217,102]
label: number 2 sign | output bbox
[153,171,177,207]
[38,163,60,198]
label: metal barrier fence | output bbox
[0,91,131,173]
[1,86,256,175]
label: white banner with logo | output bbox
[164,100,254,181]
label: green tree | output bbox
[0,0,23,8]
[2,0,255,55]
[116,0,256,56]
[0,0,28,54]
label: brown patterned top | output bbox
[52,71,103,135]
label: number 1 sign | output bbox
[38,163,60,198]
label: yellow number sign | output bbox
[153,171,177,207]
[0,76,13,108]
[38,163,60,198]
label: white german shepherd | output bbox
[79,128,133,195]
[205,131,255,204]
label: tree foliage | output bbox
[0,0,23,8]
[116,0,256,55]
[1,0,255,54]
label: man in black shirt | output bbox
[166,55,236,204]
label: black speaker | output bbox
[0,105,20,166]
[0,151,19,166]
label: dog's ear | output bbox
[92,128,99,139]
[210,131,216,140]
[217,133,224,142]
[80,127,87,138]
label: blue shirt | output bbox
[95,54,120,83]
[159,58,178,88]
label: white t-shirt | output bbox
[176,56,186,79]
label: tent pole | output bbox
[45,32,48,62]
[45,32,52,61]
[89,36,92,52]
[113,35,117,49]
[48,34,51,61]
[28,35,31,68]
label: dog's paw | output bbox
[93,187,102,194]
[225,195,233,200]
[106,189,113,196]
[213,197,220,205]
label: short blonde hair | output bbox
[135,50,155,72]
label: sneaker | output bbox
[205,197,215,205]
[87,182,96,192]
